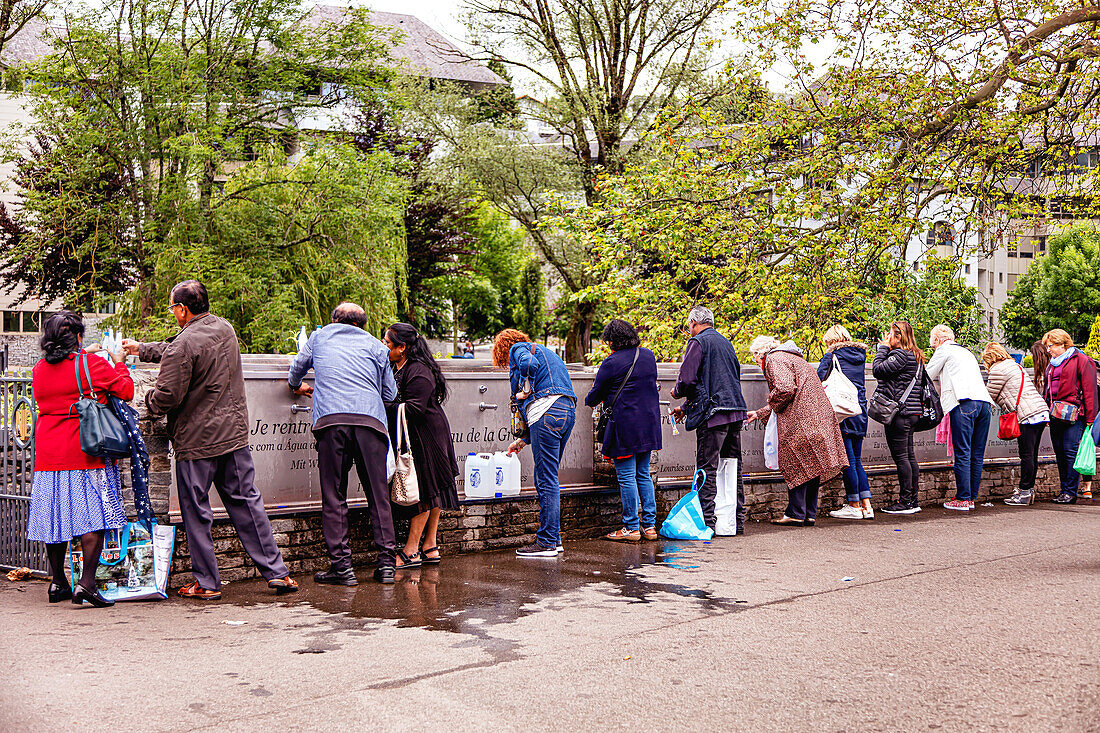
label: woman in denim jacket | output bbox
[493,329,576,558]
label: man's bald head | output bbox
[331,302,368,328]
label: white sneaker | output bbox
[556,544,564,554]
[829,505,864,520]
[862,506,875,520]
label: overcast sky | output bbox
[349,0,832,92]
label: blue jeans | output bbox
[1050,417,1086,497]
[842,435,871,502]
[528,398,576,547]
[614,452,657,530]
[948,399,992,502]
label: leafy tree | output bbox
[515,258,546,337]
[1,0,393,320]
[1000,225,1100,348]
[0,133,133,308]
[154,144,408,352]
[858,256,987,352]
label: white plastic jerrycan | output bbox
[463,452,494,498]
[491,451,521,496]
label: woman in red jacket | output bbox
[28,312,134,607]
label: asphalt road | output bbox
[1,502,1097,732]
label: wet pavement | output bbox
[228,539,748,635]
[1,503,1098,731]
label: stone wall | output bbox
[120,393,1058,587]
[152,455,1057,587]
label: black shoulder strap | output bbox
[609,348,640,410]
[900,360,922,404]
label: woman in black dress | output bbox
[383,323,460,569]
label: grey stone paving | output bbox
[1,502,1097,731]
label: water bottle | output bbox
[463,453,493,498]
[295,326,309,353]
[491,452,521,496]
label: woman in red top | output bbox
[28,312,134,607]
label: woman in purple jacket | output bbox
[585,320,663,541]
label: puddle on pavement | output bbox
[225,539,746,635]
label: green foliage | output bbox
[515,259,547,337]
[3,0,394,320]
[1086,315,1100,360]
[999,226,1100,348]
[1022,354,1033,368]
[431,203,542,340]
[858,256,987,351]
[147,144,407,352]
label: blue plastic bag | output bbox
[659,470,715,540]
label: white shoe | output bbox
[556,544,564,554]
[862,506,875,520]
[829,505,864,520]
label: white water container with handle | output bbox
[491,451,521,496]
[463,452,494,498]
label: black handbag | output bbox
[913,372,945,432]
[69,352,131,458]
[595,347,639,444]
[868,363,922,426]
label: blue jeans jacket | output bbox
[509,342,575,416]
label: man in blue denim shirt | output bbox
[288,303,399,584]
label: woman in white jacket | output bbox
[982,343,1050,506]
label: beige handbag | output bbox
[390,403,420,506]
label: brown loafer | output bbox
[641,527,658,541]
[177,582,221,600]
[268,576,299,595]
[605,527,641,542]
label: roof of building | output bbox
[0,19,55,68]
[2,9,504,87]
[311,5,503,86]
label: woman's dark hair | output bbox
[386,323,448,404]
[40,311,85,364]
[601,319,641,351]
[1030,340,1050,395]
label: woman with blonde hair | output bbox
[982,342,1049,506]
[1041,329,1095,504]
[816,325,872,519]
[493,329,576,556]
[872,321,926,514]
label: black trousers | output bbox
[1017,422,1046,493]
[785,477,820,521]
[695,421,746,530]
[315,425,396,569]
[884,416,920,507]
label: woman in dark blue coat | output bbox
[816,325,873,519]
[585,320,663,541]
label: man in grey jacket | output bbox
[122,281,297,600]
[288,303,398,585]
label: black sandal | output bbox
[421,547,441,565]
[396,549,421,569]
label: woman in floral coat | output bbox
[747,336,848,526]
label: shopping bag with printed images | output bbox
[70,521,176,601]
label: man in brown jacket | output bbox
[122,280,297,600]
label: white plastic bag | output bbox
[713,457,739,536]
[764,413,780,470]
[822,355,861,421]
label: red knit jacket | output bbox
[32,351,135,471]
[1045,350,1097,425]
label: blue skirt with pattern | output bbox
[26,461,127,543]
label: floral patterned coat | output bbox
[756,344,848,489]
